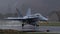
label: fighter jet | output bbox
[4,8,48,28]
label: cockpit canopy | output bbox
[34,13,41,17]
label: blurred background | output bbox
[0,0,60,21]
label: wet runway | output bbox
[0,20,60,32]
[0,25,60,32]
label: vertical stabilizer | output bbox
[26,8,31,16]
[16,8,23,17]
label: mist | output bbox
[0,0,60,16]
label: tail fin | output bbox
[16,8,23,17]
[26,8,31,16]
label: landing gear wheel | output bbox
[22,23,24,29]
[46,30,50,32]
[36,25,39,27]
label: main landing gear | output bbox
[22,22,39,29]
[22,23,25,29]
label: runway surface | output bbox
[0,20,60,32]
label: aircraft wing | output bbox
[4,17,25,20]
[4,17,38,21]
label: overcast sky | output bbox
[0,0,60,16]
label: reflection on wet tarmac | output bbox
[0,20,60,32]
